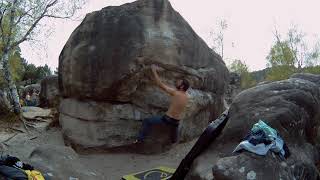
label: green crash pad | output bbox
[122,166,175,180]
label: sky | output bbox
[19,0,320,71]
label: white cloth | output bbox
[233,140,273,155]
[233,136,285,156]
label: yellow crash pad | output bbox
[122,166,175,180]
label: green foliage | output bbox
[267,41,295,67]
[22,63,52,84]
[0,0,85,114]
[303,66,320,74]
[229,59,249,74]
[266,26,320,82]
[241,72,257,89]
[0,46,52,86]
[22,63,37,82]
[229,59,256,89]
[266,65,296,81]
[0,48,24,87]
[37,64,52,78]
[8,50,24,82]
[266,41,297,81]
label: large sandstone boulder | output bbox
[59,0,229,151]
[186,73,320,180]
[29,145,103,179]
[23,84,41,94]
[39,75,60,108]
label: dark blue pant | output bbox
[137,115,179,143]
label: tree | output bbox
[8,48,23,82]
[211,19,228,60]
[36,64,52,79]
[266,25,320,81]
[229,59,256,89]
[266,40,296,81]
[0,0,84,113]
[267,41,295,67]
[305,41,320,67]
[21,63,52,83]
[22,63,37,82]
[0,47,24,88]
[287,25,307,70]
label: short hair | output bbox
[181,79,190,91]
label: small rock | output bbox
[281,162,287,167]
[89,172,97,176]
[217,164,225,170]
[239,167,245,173]
[223,170,230,176]
[247,170,256,180]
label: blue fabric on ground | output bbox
[233,120,287,159]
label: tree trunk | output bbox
[1,49,21,114]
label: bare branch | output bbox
[288,33,299,66]
[14,6,37,26]
[9,0,58,50]
[44,14,73,19]
[272,25,287,60]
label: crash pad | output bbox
[122,166,175,180]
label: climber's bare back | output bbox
[151,64,189,120]
[166,91,188,120]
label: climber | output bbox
[135,64,190,143]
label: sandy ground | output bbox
[80,140,196,179]
[0,120,196,179]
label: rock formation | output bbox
[58,0,229,151]
[40,75,60,108]
[186,73,320,180]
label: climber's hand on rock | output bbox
[151,64,159,72]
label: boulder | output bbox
[39,75,60,108]
[290,73,320,84]
[23,84,41,94]
[29,145,103,179]
[59,0,229,152]
[21,107,52,120]
[186,73,320,180]
[21,107,53,131]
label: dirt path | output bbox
[0,120,196,179]
[79,140,195,179]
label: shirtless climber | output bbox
[135,64,190,143]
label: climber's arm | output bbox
[151,65,176,96]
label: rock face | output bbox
[29,145,103,179]
[22,107,51,120]
[39,75,60,108]
[186,73,320,180]
[23,84,41,94]
[59,0,229,151]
